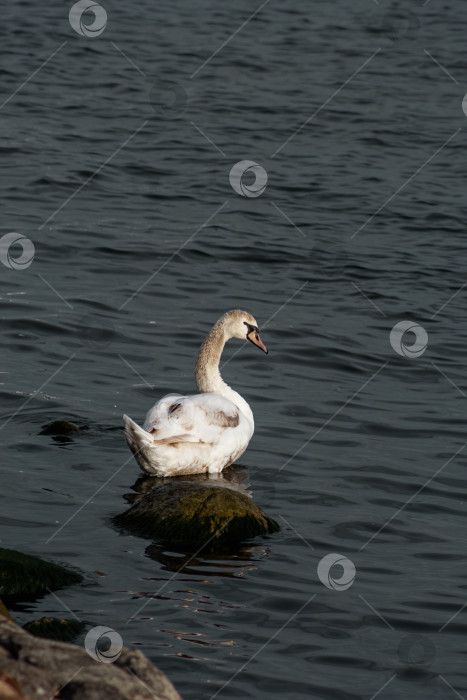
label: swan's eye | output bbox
[244,321,257,337]
[244,322,258,333]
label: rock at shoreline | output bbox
[0,548,82,600]
[113,481,279,547]
[0,617,182,700]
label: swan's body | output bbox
[123,310,268,476]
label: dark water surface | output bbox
[2,0,467,698]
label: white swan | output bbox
[123,309,268,476]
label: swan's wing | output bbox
[190,393,240,427]
[142,392,241,444]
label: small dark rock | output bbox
[0,548,82,600]
[113,481,279,547]
[40,420,81,435]
[23,617,86,642]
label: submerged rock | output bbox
[113,481,279,547]
[0,617,182,700]
[0,548,82,600]
[40,420,81,435]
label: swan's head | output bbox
[222,310,268,354]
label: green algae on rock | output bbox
[0,548,82,600]
[113,481,279,547]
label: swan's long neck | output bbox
[195,321,254,426]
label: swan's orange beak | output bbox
[247,330,268,354]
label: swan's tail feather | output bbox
[123,414,205,476]
[123,414,160,475]
[123,414,152,448]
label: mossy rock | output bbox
[0,548,82,600]
[23,617,86,642]
[113,481,279,547]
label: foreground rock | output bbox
[113,481,279,547]
[0,617,182,700]
[0,672,34,700]
[0,548,82,600]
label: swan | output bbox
[123,309,268,476]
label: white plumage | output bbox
[123,310,268,477]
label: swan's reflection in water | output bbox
[144,541,271,577]
[121,465,271,578]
